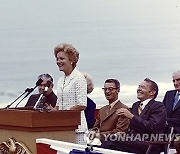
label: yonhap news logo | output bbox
[103,133,180,142]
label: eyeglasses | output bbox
[102,87,118,91]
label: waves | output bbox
[0,90,29,108]
[0,82,174,108]
[0,91,18,98]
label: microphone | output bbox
[34,80,52,110]
[24,78,43,97]
[44,80,51,92]
[34,80,52,112]
[14,78,43,108]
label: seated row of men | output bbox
[90,78,166,153]
[25,70,180,153]
[88,70,180,153]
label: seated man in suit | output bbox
[162,70,180,134]
[25,73,57,109]
[87,79,130,144]
[101,78,167,154]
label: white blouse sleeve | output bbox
[75,74,87,107]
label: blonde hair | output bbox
[54,43,79,68]
[82,72,94,94]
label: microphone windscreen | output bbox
[36,78,43,86]
[44,87,48,92]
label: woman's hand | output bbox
[70,105,86,111]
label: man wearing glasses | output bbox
[87,79,130,144]
[101,78,166,153]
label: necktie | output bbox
[138,102,143,115]
[173,92,180,110]
[106,105,111,115]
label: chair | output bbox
[174,135,180,154]
[145,127,174,154]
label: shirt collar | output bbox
[63,68,78,87]
[176,91,180,100]
[141,98,151,110]
[109,99,119,110]
[65,67,78,79]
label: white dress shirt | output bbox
[141,98,152,110]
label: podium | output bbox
[0,108,80,154]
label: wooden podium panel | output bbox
[0,109,81,153]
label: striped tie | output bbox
[138,102,143,115]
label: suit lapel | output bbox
[139,100,153,117]
[167,91,176,113]
[100,105,110,122]
[170,90,180,112]
[173,99,180,111]
[63,68,77,88]
[168,91,176,113]
[31,94,41,107]
[132,101,141,116]
[101,101,121,123]
[108,103,118,116]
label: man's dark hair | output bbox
[38,73,53,82]
[144,78,158,99]
[105,79,120,90]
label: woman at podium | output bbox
[48,43,88,145]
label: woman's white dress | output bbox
[56,68,87,144]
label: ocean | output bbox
[0,0,180,108]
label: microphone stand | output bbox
[5,88,32,109]
[34,93,44,109]
[15,78,43,108]
[15,86,37,108]
[34,86,49,112]
[5,78,43,109]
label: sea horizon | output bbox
[0,80,174,109]
[0,0,179,108]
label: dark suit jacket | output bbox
[84,97,96,129]
[162,90,180,133]
[101,99,167,154]
[130,99,166,135]
[92,101,130,137]
[25,91,57,108]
